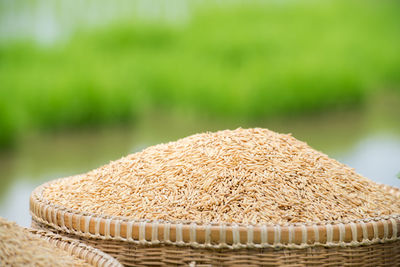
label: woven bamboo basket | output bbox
[28,228,122,267]
[30,179,400,267]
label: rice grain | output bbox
[43,128,400,224]
[0,217,91,267]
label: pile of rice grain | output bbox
[0,217,91,267]
[43,128,400,224]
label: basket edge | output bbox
[28,228,122,267]
[30,179,400,250]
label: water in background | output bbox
[1,104,400,227]
[0,0,399,227]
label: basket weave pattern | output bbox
[30,180,400,266]
[29,228,122,267]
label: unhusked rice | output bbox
[0,217,90,267]
[43,128,400,224]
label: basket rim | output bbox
[28,228,122,267]
[30,177,400,250]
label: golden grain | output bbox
[0,217,90,267]
[43,128,400,224]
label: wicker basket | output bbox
[30,179,400,266]
[28,228,122,267]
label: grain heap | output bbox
[43,128,400,225]
[0,217,90,267]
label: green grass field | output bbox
[0,0,399,148]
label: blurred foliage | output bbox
[0,0,400,148]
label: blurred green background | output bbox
[0,0,400,226]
